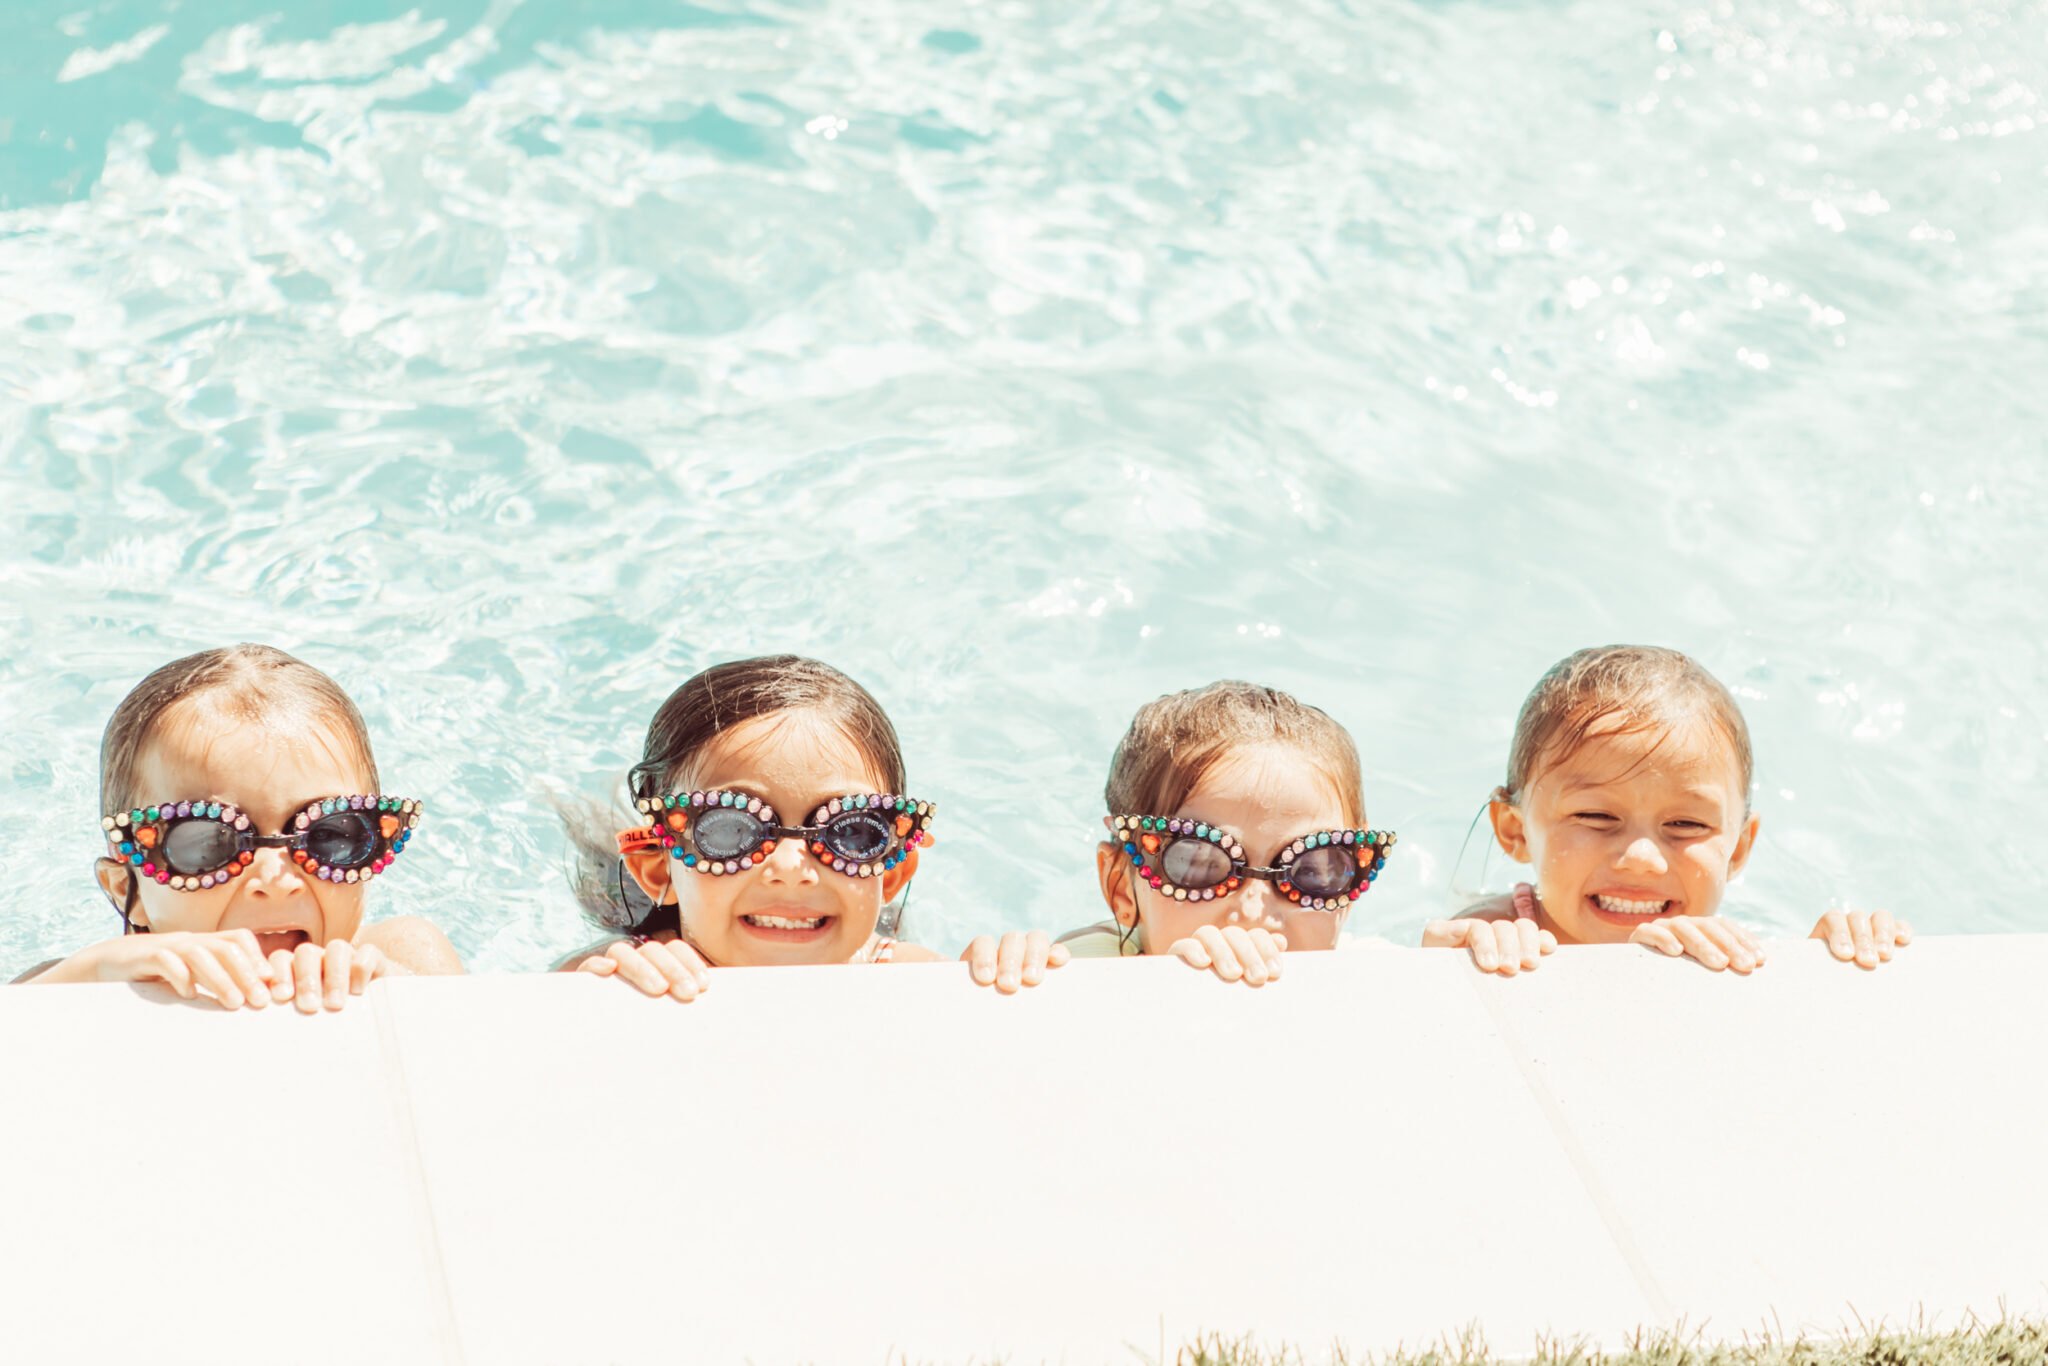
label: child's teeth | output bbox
[1595,895,1668,916]
[749,915,824,930]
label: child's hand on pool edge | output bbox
[1811,907,1912,969]
[27,929,280,1009]
[1168,925,1286,987]
[961,930,1069,993]
[1629,916,1766,973]
[1421,916,1557,976]
[267,939,392,1014]
[577,937,711,1002]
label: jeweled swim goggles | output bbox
[1106,814,1396,910]
[101,795,423,891]
[619,789,935,879]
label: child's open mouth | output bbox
[1585,893,1677,925]
[253,929,313,956]
[738,913,834,943]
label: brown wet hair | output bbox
[1103,680,1367,827]
[1502,644,1752,807]
[101,644,379,815]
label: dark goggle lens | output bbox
[162,820,239,876]
[306,812,379,869]
[1160,838,1234,890]
[1288,844,1359,900]
[823,810,892,863]
[692,807,768,861]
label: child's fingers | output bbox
[1047,941,1071,970]
[1419,919,1461,948]
[962,935,998,985]
[224,930,274,980]
[1253,929,1286,970]
[602,942,669,996]
[1513,917,1547,971]
[994,932,1027,993]
[1221,926,1266,986]
[1893,914,1914,946]
[150,948,197,999]
[1170,936,1214,971]
[220,938,273,1008]
[187,945,248,1009]
[640,942,705,1002]
[1711,921,1760,975]
[322,940,353,1010]
[1672,919,1731,972]
[1463,922,1500,974]
[267,949,296,1002]
[292,943,325,1014]
[1019,929,1054,986]
[1198,926,1245,982]
[1849,912,1878,969]
[1630,920,1684,958]
[350,945,385,994]
[1537,928,1559,955]
[575,956,619,977]
[1813,909,1855,961]
[1870,910,1901,960]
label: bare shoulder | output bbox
[359,916,465,975]
[1453,894,1520,923]
[886,941,942,964]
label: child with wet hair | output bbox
[17,644,462,1005]
[1060,681,1397,986]
[560,654,1063,996]
[1425,644,1911,975]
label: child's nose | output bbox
[239,845,308,895]
[756,835,813,881]
[1229,879,1286,930]
[1615,835,1669,873]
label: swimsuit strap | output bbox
[1511,882,1540,922]
[865,935,897,964]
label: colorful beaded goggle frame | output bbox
[619,789,935,880]
[1106,814,1396,911]
[101,795,423,892]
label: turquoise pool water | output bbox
[2,1,2042,974]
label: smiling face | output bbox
[1095,743,1360,952]
[99,700,380,955]
[1489,716,1761,945]
[623,709,913,967]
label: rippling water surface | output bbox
[2,0,2043,972]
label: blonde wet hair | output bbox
[1104,680,1366,826]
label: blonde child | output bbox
[17,644,463,1005]
[1059,681,1396,986]
[561,654,1062,995]
[1425,644,1912,975]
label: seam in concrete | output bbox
[372,986,469,1366]
[1468,974,1677,1328]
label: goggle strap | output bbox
[616,825,663,854]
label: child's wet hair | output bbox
[569,655,906,930]
[1503,645,1752,805]
[100,644,379,814]
[1103,680,1366,826]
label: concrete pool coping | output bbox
[4,937,2044,1362]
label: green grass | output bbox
[1170,1316,2048,1366]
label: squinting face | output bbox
[627,711,907,967]
[1491,718,1760,945]
[1096,743,1360,953]
[105,705,378,955]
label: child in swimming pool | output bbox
[16,644,463,1006]
[1057,681,1396,986]
[1424,644,1912,975]
[560,655,1064,996]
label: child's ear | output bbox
[879,847,921,903]
[622,847,676,907]
[93,858,143,928]
[1727,811,1762,878]
[1488,796,1532,863]
[1094,843,1139,929]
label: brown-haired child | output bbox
[1425,644,1912,975]
[18,644,462,1005]
[1060,680,1397,986]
